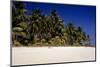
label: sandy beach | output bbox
[12,47,95,66]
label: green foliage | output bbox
[13,27,23,32]
[12,1,91,47]
[13,40,22,47]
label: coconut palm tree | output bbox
[76,27,88,46]
[49,10,64,38]
[86,35,91,46]
[12,1,29,46]
[65,22,77,45]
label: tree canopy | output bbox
[12,1,91,47]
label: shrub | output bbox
[48,36,66,46]
[41,39,46,43]
[14,40,21,47]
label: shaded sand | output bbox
[12,47,95,66]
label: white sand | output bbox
[12,47,95,66]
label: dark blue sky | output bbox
[21,1,96,45]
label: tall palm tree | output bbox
[86,35,91,46]
[76,27,88,46]
[12,1,29,46]
[49,10,64,38]
[65,22,76,45]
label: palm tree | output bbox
[86,35,91,46]
[12,1,29,46]
[76,27,83,45]
[65,22,76,45]
[65,23,88,46]
[49,10,64,38]
[12,1,27,27]
[76,27,88,46]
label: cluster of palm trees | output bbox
[12,1,90,46]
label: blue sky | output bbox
[18,1,96,45]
